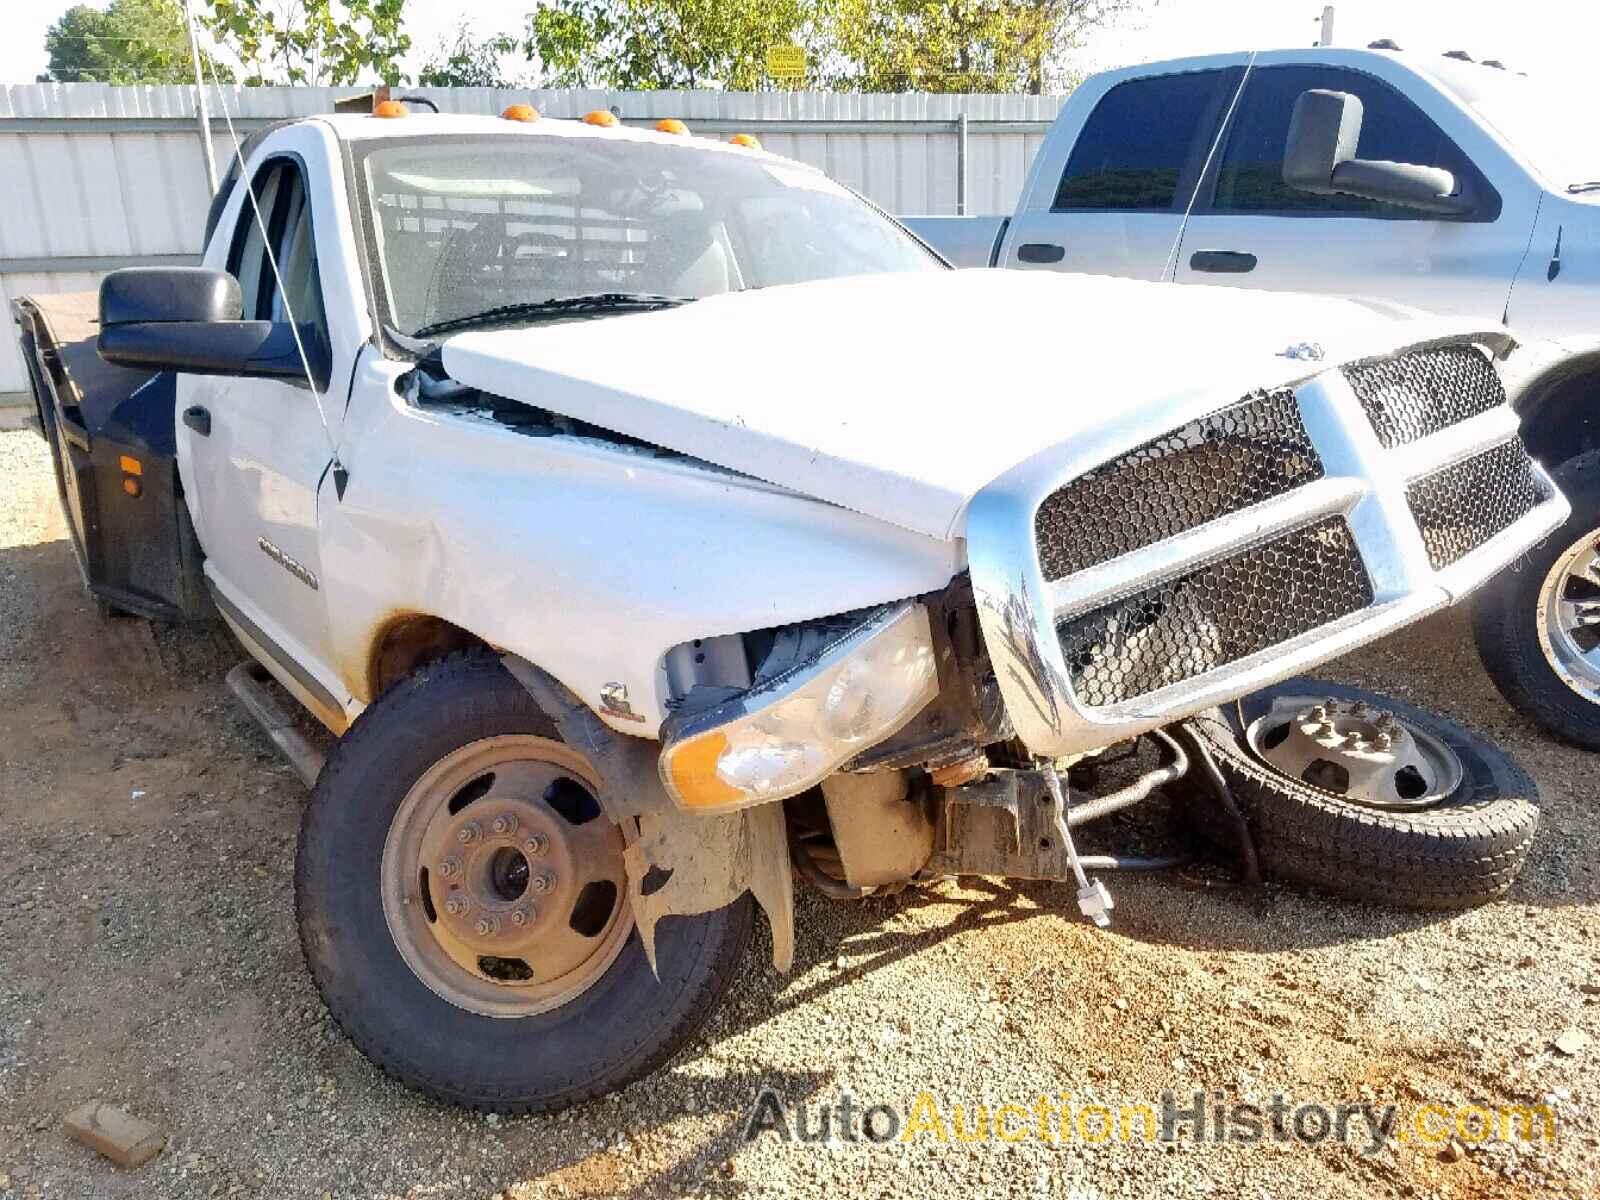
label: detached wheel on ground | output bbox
[1176,679,1538,909]
[295,653,753,1112]
[1474,448,1600,750]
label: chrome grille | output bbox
[1407,439,1548,570]
[1056,518,1373,709]
[1033,388,1322,582]
[1344,344,1504,449]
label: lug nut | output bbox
[530,871,556,895]
[445,896,470,916]
[457,821,482,845]
[438,856,462,879]
[510,908,532,928]
[474,915,501,937]
[491,812,519,836]
[525,833,549,857]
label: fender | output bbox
[501,653,795,973]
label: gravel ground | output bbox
[0,424,1596,1200]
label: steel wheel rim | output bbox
[1243,695,1463,811]
[1537,526,1600,701]
[381,734,632,1018]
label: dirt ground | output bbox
[0,422,1596,1200]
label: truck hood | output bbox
[441,270,1489,540]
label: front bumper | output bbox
[969,335,1569,759]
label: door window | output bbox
[1052,70,1233,211]
[226,159,330,340]
[1212,65,1486,216]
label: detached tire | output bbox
[296,653,753,1112]
[1178,680,1538,909]
[1474,449,1600,750]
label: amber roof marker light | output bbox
[583,109,620,127]
[372,99,408,119]
[655,118,689,135]
[728,133,762,149]
[501,104,540,123]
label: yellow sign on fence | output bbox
[765,44,806,80]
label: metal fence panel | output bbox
[0,83,1067,396]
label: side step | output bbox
[225,660,327,789]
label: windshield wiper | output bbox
[410,292,694,339]
[1567,182,1600,193]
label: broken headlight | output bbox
[658,603,938,811]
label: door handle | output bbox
[1016,242,1066,264]
[1189,250,1257,274]
[183,405,211,437]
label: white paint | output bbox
[442,267,1472,540]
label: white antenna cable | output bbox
[196,46,345,478]
[1160,51,1257,283]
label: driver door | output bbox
[178,155,349,727]
[1173,64,1539,319]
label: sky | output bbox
[2,0,1595,86]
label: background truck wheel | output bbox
[295,653,753,1112]
[1176,680,1539,910]
[1474,449,1600,750]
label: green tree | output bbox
[43,0,228,84]
[417,21,518,88]
[827,0,1133,93]
[203,0,411,85]
[525,0,818,90]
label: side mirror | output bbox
[1283,89,1474,217]
[97,267,329,390]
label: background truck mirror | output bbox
[1283,89,1365,195]
[1284,88,1473,217]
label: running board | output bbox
[225,660,327,789]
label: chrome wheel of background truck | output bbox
[1476,449,1600,750]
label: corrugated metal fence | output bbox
[0,83,1066,399]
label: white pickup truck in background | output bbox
[905,46,1600,750]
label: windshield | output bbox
[1440,69,1600,190]
[355,134,943,338]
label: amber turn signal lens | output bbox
[501,104,540,123]
[662,730,745,810]
[583,109,620,127]
[372,99,407,119]
[122,477,141,497]
[118,454,143,476]
[728,133,761,148]
[654,118,689,135]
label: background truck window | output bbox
[1052,71,1228,211]
[1212,65,1477,215]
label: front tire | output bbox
[296,653,752,1112]
[1474,449,1600,749]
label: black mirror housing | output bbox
[1283,88,1474,217]
[97,266,329,390]
[100,266,242,326]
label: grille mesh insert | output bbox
[1406,439,1546,570]
[1057,518,1373,708]
[1034,389,1322,582]
[1343,344,1505,448]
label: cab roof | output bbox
[308,110,799,166]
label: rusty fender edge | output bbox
[500,654,794,972]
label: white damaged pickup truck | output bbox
[11,105,1568,1112]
